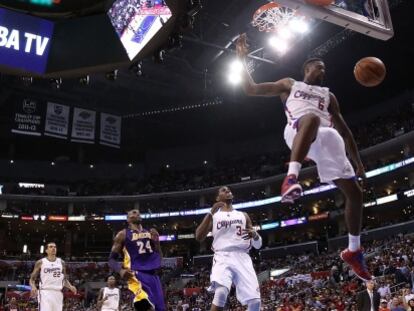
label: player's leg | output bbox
[209,253,233,311]
[38,290,56,311]
[211,286,230,311]
[231,253,261,309]
[281,113,320,203]
[136,272,165,311]
[127,274,154,311]
[308,126,371,281]
[335,178,372,281]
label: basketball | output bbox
[354,57,386,87]
[305,0,333,6]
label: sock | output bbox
[348,234,361,251]
[287,161,302,178]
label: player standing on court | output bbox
[109,209,165,311]
[97,275,121,311]
[195,186,262,311]
[236,33,371,281]
[29,242,77,311]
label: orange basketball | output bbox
[354,57,386,87]
[305,0,333,6]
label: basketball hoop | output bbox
[252,2,302,32]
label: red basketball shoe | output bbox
[340,248,372,281]
[281,174,302,203]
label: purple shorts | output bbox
[136,271,165,311]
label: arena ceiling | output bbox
[0,0,413,158]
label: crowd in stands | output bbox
[2,232,414,310]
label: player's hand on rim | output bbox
[241,228,258,240]
[211,202,226,215]
[236,33,249,58]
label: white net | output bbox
[252,4,297,32]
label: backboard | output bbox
[269,0,393,40]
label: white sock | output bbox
[287,161,302,178]
[348,234,361,251]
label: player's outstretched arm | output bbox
[329,93,365,177]
[195,202,224,242]
[109,229,133,280]
[236,33,293,97]
[62,260,77,294]
[29,259,42,298]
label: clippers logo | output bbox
[22,99,36,114]
[294,90,325,107]
[43,267,61,273]
[216,219,243,230]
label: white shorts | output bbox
[209,251,260,305]
[284,123,355,183]
[39,289,63,311]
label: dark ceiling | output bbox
[0,0,413,162]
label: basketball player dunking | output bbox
[196,186,262,311]
[97,275,121,311]
[29,242,77,311]
[109,209,165,311]
[236,33,371,281]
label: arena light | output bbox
[227,59,244,85]
[288,18,309,33]
[268,36,289,54]
[228,72,242,85]
[40,245,44,253]
[278,27,293,39]
[23,244,27,254]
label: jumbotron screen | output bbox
[107,0,172,60]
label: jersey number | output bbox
[137,240,153,254]
[53,271,61,278]
[236,226,242,236]
[318,102,324,110]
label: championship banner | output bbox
[71,108,96,144]
[44,102,70,139]
[99,113,121,148]
[11,98,43,136]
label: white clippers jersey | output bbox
[285,81,332,127]
[212,210,251,252]
[101,287,120,310]
[39,257,64,291]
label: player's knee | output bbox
[212,286,229,308]
[246,298,261,311]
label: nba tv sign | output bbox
[0,8,54,74]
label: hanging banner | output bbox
[11,98,43,136]
[71,108,96,144]
[100,113,121,148]
[44,102,70,139]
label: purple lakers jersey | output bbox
[123,228,161,271]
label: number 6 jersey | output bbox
[123,229,161,271]
[212,210,251,253]
[39,257,64,290]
